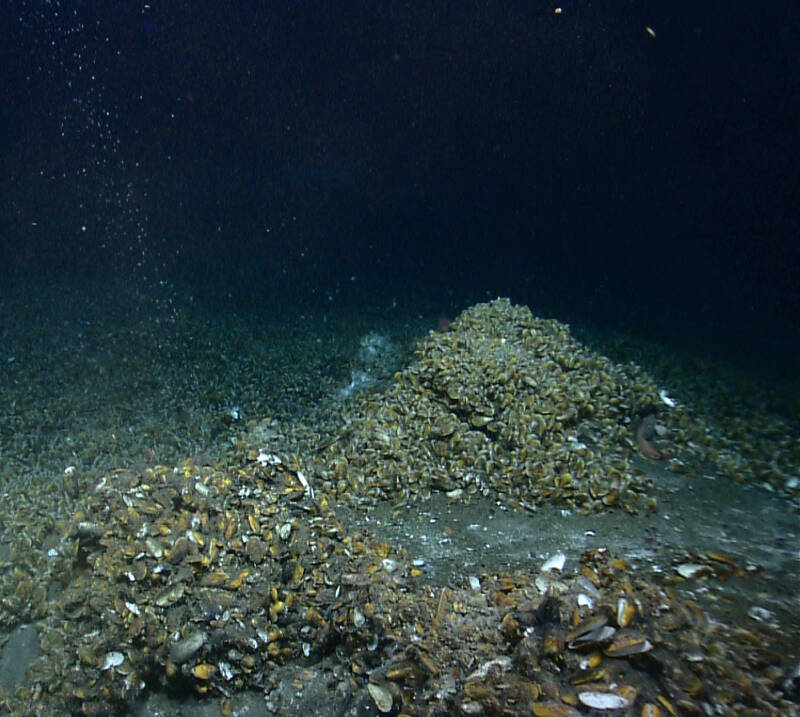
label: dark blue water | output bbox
[2,1,798,366]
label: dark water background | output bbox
[2,1,798,365]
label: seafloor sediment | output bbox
[0,291,797,716]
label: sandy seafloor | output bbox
[0,285,797,716]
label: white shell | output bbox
[256,450,281,467]
[578,691,632,709]
[220,661,234,681]
[353,606,366,628]
[296,470,314,498]
[659,389,676,408]
[542,552,566,572]
[194,481,209,496]
[467,656,513,681]
[747,605,775,623]
[676,563,705,579]
[535,573,568,595]
[382,558,399,573]
[101,651,125,670]
[367,683,394,713]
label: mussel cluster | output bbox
[299,299,672,513]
